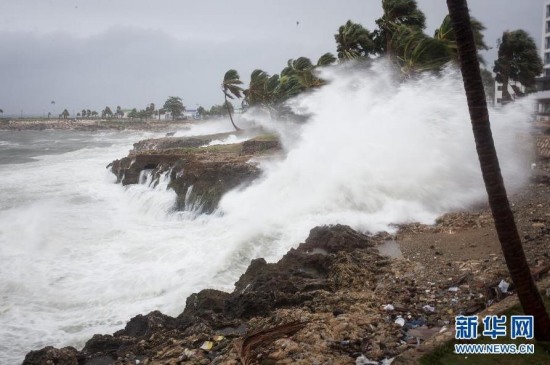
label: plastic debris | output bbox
[498,280,510,293]
[395,316,405,327]
[422,305,435,313]
[381,358,395,365]
[213,335,225,342]
[382,304,395,311]
[448,287,459,292]
[355,355,379,365]
[200,341,213,351]
[404,318,426,329]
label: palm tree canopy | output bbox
[393,25,451,75]
[374,0,426,54]
[380,0,426,28]
[222,69,244,99]
[244,69,271,107]
[334,20,374,60]
[317,52,337,67]
[434,14,488,63]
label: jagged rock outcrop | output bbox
[108,134,280,213]
[223,225,386,319]
[23,225,390,365]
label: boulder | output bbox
[22,346,79,365]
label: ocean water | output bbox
[0,65,534,363]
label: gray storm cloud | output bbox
[0,0,542,116]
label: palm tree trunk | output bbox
[501,60,512,103]
[447,0,550,341]
[225,95,241,131]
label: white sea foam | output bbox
[0,63,534,363]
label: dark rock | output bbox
[115,310,179,338]
[224,225,384,319]
[240,139,280,155]
[169,157,260,214]
[23,225,388,363]
[108,135,268,213]
[81,334,135,357]
[22,346,79,365]
[110,154,180,185]
[132,136,217,153]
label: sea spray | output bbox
[0,63,534,363]
[219,62,533,259]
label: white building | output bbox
[542,0,550,76]
[536,0,550,120]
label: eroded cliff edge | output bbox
[108,133,280,213]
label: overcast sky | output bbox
[0,0,543,116]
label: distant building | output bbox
[182,109,201,119]
[542,0,550,76]
[534,0,550,122]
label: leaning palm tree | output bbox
[447,0,550,341]
[334,20,374,61]
[434,14,488,64]
[392,25,450,77]
[374,0,426,57]
[221,69,243,131]
[243,69,271,108]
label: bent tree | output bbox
[447,0,550,340]
[221,69,243,131]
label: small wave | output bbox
[0,140,20,147]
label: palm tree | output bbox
[493,30,543,103]
[282,57,328,90]
[243,69,271,108]
[221,69,243,131]
[334,20,374,60]
[391,12,488,78]
[102,106,113,119]
[433,14,488,64]
[447,0,550,341]
[374,0,426,57]
[116,106,123,119]
[197,106,206,118]
[61,109,69,119]
[145,103,155,119]
[81,109,86,119]
[392,25,450,76]
[317,52,337,67]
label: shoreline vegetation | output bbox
[0,118,195,132]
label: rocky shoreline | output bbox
[108,132,280,213]
[0,119,194,132]
[21,132,550,365]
